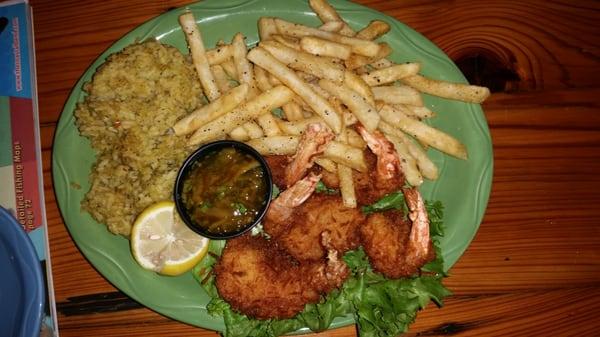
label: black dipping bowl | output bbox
[174,140,273,240]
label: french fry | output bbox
[295,70,319,82]
[179,11,221,101]
[254,65,272,92]
[370,58,394,69]
[300,36,352,60]
[356,20,391,40]
[188,85,294,145]
[385,133,423,186]
[338,164,356,208]
[274,18,380,57]
[344,71,375,106]
[247,47,342,133]
[247,136,366,171]
[221,59,238,80]
[385,103,435,119]
[314,157,337,172]
[400,74,491,103]
[319,79,380,132]
[277,116,324,135]
[345,42,392,70]
[247,135,299,155]
[211,64,233,94]
[308,0,355,36]
[403,105,436,119]
[172,83,249,135]
[282,101,305,121]
[243,120,265,139]
[319,21,343,33]
[229,126,250,141]
[345,128,367,149]
[272,34,301,50]
[258,17,278,40]
[260,40,345,83]
[206,44,232,65]
[379,104,467,159]
[268,72,282,86]
[372,85,423,106]
[256,113,282,136]
[323,141,367,172]
[361,63,420,86]
[378,121,438,180]
[232,33,258,97]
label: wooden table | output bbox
[32,0,600,336]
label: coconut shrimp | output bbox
[355,124,435,278]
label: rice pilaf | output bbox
[75,40,202,236]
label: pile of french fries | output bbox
[172,0,490,208]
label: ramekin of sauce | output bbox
[174,141,272,239]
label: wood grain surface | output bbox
[26,0,600,336]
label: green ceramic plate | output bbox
[53,0,493,332]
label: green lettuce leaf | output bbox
[315,181,339,195]
[361,191,407,215]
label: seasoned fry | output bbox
[385,133,423,186]
[361,63,420,86]
[188,85,294,145]
[314,157,337,172]
[295,70,319,82]
[247,136,367,172]
[232,33,258,97]
[372,85,423,106]
[319,79,380,132]
[400,74,491,103]
[211,64,233,93]
[402,105,436,119]
[277,116,324,135]
[254,65,272,92]
[206,44,232,65]
[308,0,355,36]
[229,126,250,141]
[258,17,278,41]
[243,120,265,139]
[338,164,356,208]
[274,18,380,57]
[379,104,467,159]
[247,135,299,155]
[323,141,367,172]
[345,128,367,149]
[179,11,221,101]
[300,36,352,60]
[386,103,436,119]
[273,35,301,50]
[282,101,304,121]
[345,42,392,70]
[370,57,394,69]
[257,113,282,136]
[260,40,345,83]
[173,83,249,135]
[378,121,438,180]
[356,20,390,40]
[319,21,343,33]
[344,71,375,106]
[221,59,238,80]
[247,47,342,133]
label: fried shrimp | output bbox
[355,124,435,278]
[284,122,334,187]
[214,234,348,319]
[265,194,365,261]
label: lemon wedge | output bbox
[130,201,209,276]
